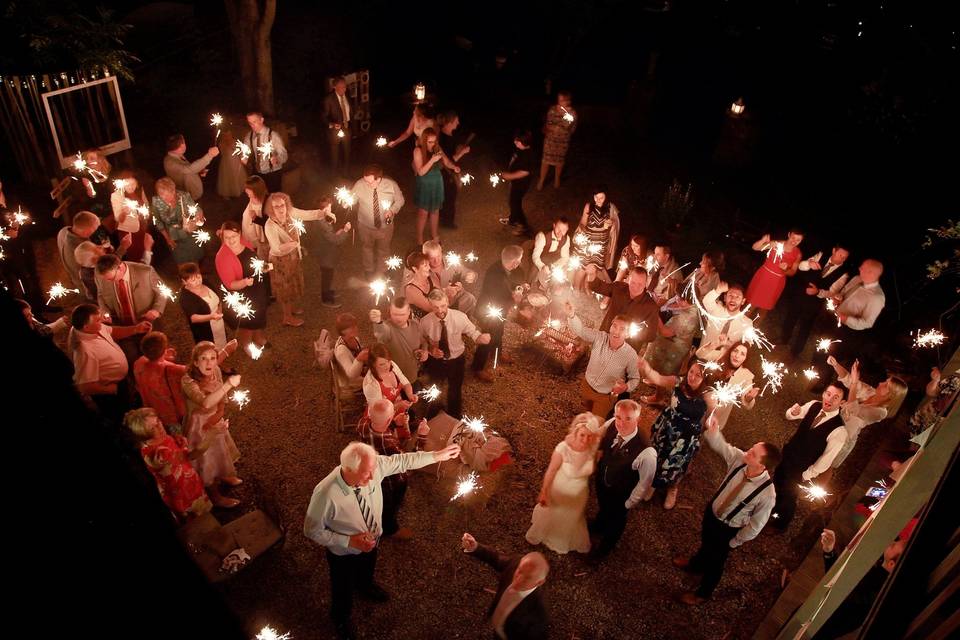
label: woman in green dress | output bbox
[412,127,459,245]
[151,176,205,265]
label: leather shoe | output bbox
[359,582,390,602]
[672,556,702,574]
[475,368,495,383]
[678,591,707,606]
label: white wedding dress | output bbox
[525,441,594,554]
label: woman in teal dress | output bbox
[152,177,205,265]
[412,127,460,245]
[638,358,714,509]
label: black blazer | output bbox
[322,91,352,130]
[471,544,549,640]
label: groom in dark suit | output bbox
[322,76,353,174]
[461,533,549,640]
[590,399,650,559]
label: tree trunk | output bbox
[224,0,276,115]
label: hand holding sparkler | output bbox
[348,531,377,552]
[461,532,479,553]
[210,113,223,140]
[233,140,252,162]
[434,444,462,463]
[820,529,837,553]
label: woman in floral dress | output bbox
[151,176,205,265]
[537,91,578,190]
[572,186,620,293]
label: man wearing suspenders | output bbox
[673,416,781,605]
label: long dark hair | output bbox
[369,343,393,382]
[707,342,750,386]
[680,362,707,399]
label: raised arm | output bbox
[637,357,677,390]
[751,234,771,252]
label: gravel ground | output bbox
[36,130,879,640]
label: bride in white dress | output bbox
[526,413,602,554]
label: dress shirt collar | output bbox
[618,428,639,445]
[862,281,879,289]
[334,468,354,496]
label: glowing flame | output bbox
[451,471,480,501]
[247,344,264,360]
[460,173,474,186]
[47,282,80,304]
[375,136,388,147]
[913,329,946,349]
[229,388,250,410]
[385,255,403,270]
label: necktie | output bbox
[372,187,382,229]
[613,435,624,450]
[720,317,734,336]
[339,95,348,127]
[715,473,748,519]
[439,317,450,359]
[812,410,826,427]
[116,277,135,325]
[354,487,378,538]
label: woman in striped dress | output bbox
[572,187,620,292]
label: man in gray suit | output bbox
[163,133,220,200]
[94,253,167,361]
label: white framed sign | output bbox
[42,75,131,169]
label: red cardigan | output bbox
[215,238,254,288]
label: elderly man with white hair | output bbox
[357,398,431,540]
[304,439,460,640]
[419,240,478,316]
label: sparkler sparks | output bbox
[210,113,223,139]
[251,257,266,281]
[486,305,505,322]
[465,252,479,263]
[742,326,774,351]
[561,107,575,123]
[768,242,785,263]
[816,338,842,353]
[193,230,211,246]
[186,204,199,219]
[247,343,264,360]
[759,355,787,396]
[375,136,388,147]
[289,217,306,235]
[369,278,393,305]
[802,368,820,380]
[551,266,568,282]
[256,140,274,161]
[445,251,462,268]
[462,415,488,436]
[156,282,177,301]
[701,361,723,373]
[618,258,629,271]
[12,207,31,226]
[460,173,474,186]
[220,286,255,319]
[336,129,345,139]
[385,255,403,270]
[489,174,502,187]
[644,254,658,272]
[628,321,648,338]
[586,243,603,256]
[418,384,441,402]
[230,389,250,410]
[825,299,836,312]
[913,329,946,349]
[573,232,589,247]
[256,626,292,640]
[113,178,128,192]
[451,471,480,501]
[334,186,356,208]
[567,255,583,270]
[799,482,831,502]
[47,282,79,304]
[709,380,752,409]
[233,141,252,161]
[72,152,107,181]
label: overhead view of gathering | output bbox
[2,2,957,640]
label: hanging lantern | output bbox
[730,97,746,116]
[414,83,426,102]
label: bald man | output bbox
[462,533,550,640]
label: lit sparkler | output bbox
[186,204,199,219]
[289,217,306,235]
[445,251,462,269]
[742,326,774,351]
[113,178,128,192]
[256,626,292,640]
[233,140,252,161]
[802,368,820,380]
[230,388,250,410]
[573,232,589,247]
[567,255,583,270]
[465,252,479,263]
[460,173,474,186]
[759,355,787,395]
[193,230,211,246]
[489,173,502,187]
[375,136,388,147]
[250,257,266,281]
[369,278,392,305]
[334,186,356,208]
[385,255,403,270]
[47,282,79,304]
[12,206,31,226]
[799,482,831,502]
[628,321,648,339]
[486,305,505,322]
[72,152,107,181]
[701,360,723,373]
[156,282,177,301]
[451,471,480,501]
[209,113,223,139]
[220,285,255,319]
[765,241,785,263]
[247,343,264,360]
[336,129,345,139]
[586,243,603,255]
[816,338,841,353]
[709,380,752,409]
[256,140,274,161]
[825,299,836,312]
[418,384,441,402]
[618,258,629,271]
[913,329,946,349]
[561,107,575,123]
[644,254,658,272]
[551,266,568,282]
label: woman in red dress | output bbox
[745,229,804,323]
[124,408,212,520]
[359,343,418,435]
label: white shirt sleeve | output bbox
[335,344,364,380]
[531,232,547,269]
[803,427,848,481]
[786,400,817,420]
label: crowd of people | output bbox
[2,79,946,640]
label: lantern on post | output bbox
[414,83,426,102]
[730,97,746,117]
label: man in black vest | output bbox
[322,76,353,174]
[589,399,651,560]
[780,243,851,360]
[461,532,549,640]
[674,417,781,604]
[772,384,848,531]
[473,245,526,382]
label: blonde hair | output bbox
[74,241,103,268]
[155,176,177,198]
[124,407,158,441]
[72,211,100,232]
[416,127,440,166]
[883,377,909,414]
[422,240,442,256]
[264,192,294,222]
[569,412,601,435]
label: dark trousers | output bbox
[440,172,458,227]
[253,170,282,194]
[424,354,466,418]
[472,318,504,371]
[320,267,335,302]
[90,378,132,428]
[772,466,801,530]
[781,297,821,357]
[590,484,629,556]
[381,476,408,536]
[508,183,531,232]
[329,131,351,174]
[326,548,378,624]
[689,505,739,598]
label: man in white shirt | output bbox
[420,240,477,316]
[461,532,550,639]
[304,441,460,640]
[781,243,850,359]
[162,134,219,200]
[694,281,753,361]
[351,164,404,280]
[772,384,847,531]
[529,217,571,286]
[673,418,781,604]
